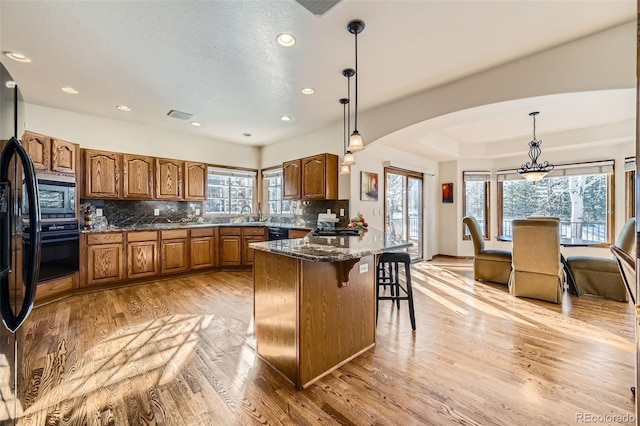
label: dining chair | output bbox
[509,219,564,304]
[463,216,512,285]
[565,217,635,302]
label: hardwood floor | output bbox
[18,258,635,425]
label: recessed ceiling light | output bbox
[280,116,292,122]
[5,81,16,89]
[301,88,315,95]
[116,105,131,112]
[243,133,252,137]
[276,33,296,47]
[61,87,78,94]
[190,121,201,127]
[3,51,31,63]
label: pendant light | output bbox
[347,19,365,152]
[339,97,351,175]
[341,68,356,168]
[517,111,554,182]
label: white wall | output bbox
[24,104,260,168]
[438,161,458,257]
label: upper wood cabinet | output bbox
[155,158,184,200]
[83,149,121,198]
[185,161,206,201]
[51,139,77,174]
[22,131,50,171]
[122,154,154,199]
[283,153,338,200]
[22,131,79,175]
[283,159,301,200]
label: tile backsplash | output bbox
[80,199,350,229]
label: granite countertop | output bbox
[249,228,412,262]
[80,222,313,234]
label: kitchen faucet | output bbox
[241,205,252,216]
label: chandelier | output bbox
[517,111,554,182]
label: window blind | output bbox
[208,167,257,178]
[463,171,491,182]
[625,157,636,172]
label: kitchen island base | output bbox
[253,250,375,389]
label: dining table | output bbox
[496,235,602,297]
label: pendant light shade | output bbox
[342,151,356,166]
[348,130,364,152]
[339,164,351,175]
[517,111,554,182]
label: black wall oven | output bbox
[24,221,79,282]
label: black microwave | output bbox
[25,178,76,220]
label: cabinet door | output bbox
[87,244,124,285]
[283,159,301,200]
[84,149,121,198]
[243,235,266,266]
[51,139,77,174]
[22,131,50,171]
[220,235,242,266]
[123,154,154,199]
[301,154,327,199]
[191,237,215,269]
[128,240,159,279]
[185,161,206,200]
[156,158,184,199]
[161,238,189,273]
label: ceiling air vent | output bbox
[167,110,193,120]
[295,0,341,16]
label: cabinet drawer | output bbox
[219,227,242,236]
[191,227,214,238]
[161,229,188,240]
[242,227,266,236]
[127,231,158,242]
[87,233,123,245]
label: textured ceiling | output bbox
[0,0,635,151]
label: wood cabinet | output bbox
[156,158,184,199]
[122,154,154,199]
[51,139,77,174]
[84,233,125,286]
[160,229,189,274]
[185,161,206,201]
[288,229,311,239]
[83,149,121,198]
[127,231,159,279]
[242,227,267,266]
[22,131,50,171]
[219,227,242,266]
[283,153,338,200]
[190,227,215,269]
[283,159,301,200]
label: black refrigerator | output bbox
[0,61,41,424]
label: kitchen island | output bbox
[249,228,411,389]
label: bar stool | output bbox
[376,252,416,330]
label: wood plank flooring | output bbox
[17,258,636,425]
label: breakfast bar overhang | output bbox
[250,229,411,389]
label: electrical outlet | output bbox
[327,208,331,214]
[359,263,369,274]
[196,208,201,215]
[95,208,103,217]
[340,209,344,217]
[154,208,160,216]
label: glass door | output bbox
[384,168,423,260]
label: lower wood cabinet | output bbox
[84,233,125,286]
[127,231,159,279]
[288,229,311,239]
[220,234,242,266]
[242,227,267,266]
[161,229,189,274]
[191,227,216,269]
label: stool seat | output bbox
[376,252,416,330]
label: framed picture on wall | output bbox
[361,171,379,201]
[442,183,453,203]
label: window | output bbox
[497,160,614,243]
[625,157,635,220]
[205,167,256,214]
[463,171,490,239]
[262,168,294,215]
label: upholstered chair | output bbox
[463,216,512,284]
[610,244,636,305]
[566,218,635,302]
[509,219,564,304]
